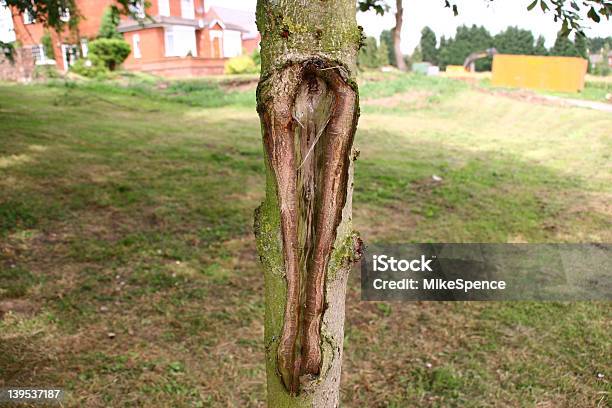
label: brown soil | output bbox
[220,78,259,92]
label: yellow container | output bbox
[491,54,587,93]
[445,65,467,76]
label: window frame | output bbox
[133,34,141,59]
[129,0,145,19]
[23,9,35,24]
[158,0,170,17]
[181,0,195,19]
[59,7,70,22]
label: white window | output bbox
[133,34,141,58]
[80,39,88,57]
[60,44,77,70]
[158,0,170,16]
[23,9,35,24]
[59,7,70,22]
[222,30,242,58]
[181,0,194,19]
[0,2,16,43]
[31,45,44,63]
[31,44,55,65]
[164,26,196,57]
[129,0,145,19]
[164,30,174,56]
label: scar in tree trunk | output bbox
[258,60,358,395]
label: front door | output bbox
[61,44,77,71]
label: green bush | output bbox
[592,63,611,76]
[251,48,261,66]
[88,38,131,71]
[225,55,258,75]
[34,65,61,79]
[41,31,54,59]
[592,45,611,77]
[98,7,123,40]
[70,56,109,79]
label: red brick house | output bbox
[1,0,114,72]
[0,0,260,78]
[118,2,260,76]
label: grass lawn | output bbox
[0,73,610,407]
[477,73,612,103]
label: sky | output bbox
[207,0,612,53]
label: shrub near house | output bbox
[89,39,131,71]
[71,39,130,78]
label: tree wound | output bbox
[259,61,358,395]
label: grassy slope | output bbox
[0,74,610,407]
[478,74,612,103]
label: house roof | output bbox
[117,7,260,38]
[207,6,259,39]
[203,18,249,33]
[118,16,201,33]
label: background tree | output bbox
[358,36,382,69]
[574,33,588,59]
[356,0,611,70]
[409,45,423,64]
[439,35,448,51]
[379,29,396,66]
[98,7,123,39]
[438,25,494,71]
[588,36,612,53]
[534,35,549,55]
[420,26,438,64]
[377,39,391,66]
[494,26,535,55]
[551,30,579,56]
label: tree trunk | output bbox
[393,0,406,71]
[254,1,363,407]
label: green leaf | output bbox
[587,7,601,23]
[560,20,570,36]
[540,0,549,12]
[527,0,538,11]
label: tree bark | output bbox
[393,0,406,71]
[254,1,363,407]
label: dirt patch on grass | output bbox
[363,90,434,108]
[550,191,612,241]
[81,164,124,184]
[0,299,37,318]
[220,78,258,92]
[355,204,422,242]
[476,87,562,107]
[0,154,32,168]
[569,191,612,216]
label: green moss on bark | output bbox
[256,0,361,78]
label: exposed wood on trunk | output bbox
[259,61,358,396]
